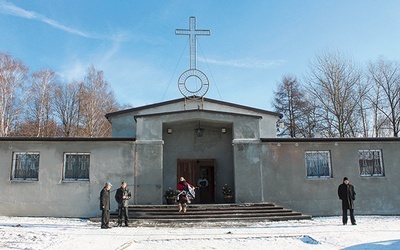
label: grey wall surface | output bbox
[109,113,136,138]
[233,139,263,203]
[261,139,400,216]
[1,137,399,218]
[108,98,280,138]
[134,140,164,204]
[0,140,135,218]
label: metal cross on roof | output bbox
[175,17,211,99]
[176,16,211,70]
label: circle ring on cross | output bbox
[178,69,209,99]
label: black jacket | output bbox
[338,183,356,209]
[100,187,110,211]
[115,187,131,207]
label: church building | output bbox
[2,96,400,218]
[1,17,399,218]
[105,97,282,206]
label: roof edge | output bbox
[134,109,263,120]
[0,137,136,142]
[105,97,282,119]
[261,137,400,143]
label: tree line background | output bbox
[2,50,400,138]
[273,51,400,138]
[0,52,126,138]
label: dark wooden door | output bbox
[177,159,215,204]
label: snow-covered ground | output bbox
[1,216,400,249]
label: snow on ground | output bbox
[1,216,400,249]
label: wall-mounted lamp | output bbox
[167,128,172,134]
[221,128,227,134]
[195,121,204,137]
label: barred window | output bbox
[305,151,332,178]
[12,152,40,181]
[63,153,90,181]
[358,150,384,177]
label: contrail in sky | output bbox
[0,0,95,39]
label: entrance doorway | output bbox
[177,159,215,204]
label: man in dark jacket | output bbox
[338,177,356,225]
[115,181,131,226]
[100,182,112,229]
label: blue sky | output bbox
[1,1,400,111]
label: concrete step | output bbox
[128,208,295,216]
[123,214,313,223]
[126,202,279,212]
[90,202,312,224]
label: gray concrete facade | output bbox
[1,98,400,218]
[0,139,135,218]
[106,98,280,139]
[106,98,280,205]
[261,138,400,216]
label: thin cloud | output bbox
[1,0,100,39]
[199,57,285,69]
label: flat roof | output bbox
[261,137,400,142]
[0,137,136,142]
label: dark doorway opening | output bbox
[177,159,215,204]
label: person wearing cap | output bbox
[338,177,356,225]
[100,182,112,229]
[115,181,131,227]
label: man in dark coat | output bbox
[338,177,356,225]
[100,182,112,229]
[115,181,131,227]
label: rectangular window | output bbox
[12,152,40,181]
[358,150,384,177]
[63,153,90,181]
[305,151,332,178]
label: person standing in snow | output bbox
[177,177,195,213]
[338,177,356,225]
[115,181,131,227]
[100,182,112,229]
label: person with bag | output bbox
[177,177,195,213]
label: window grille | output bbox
[305,151,332,178]
[12,152,40,181]
[63,153,90,181]
[358,150,384,177]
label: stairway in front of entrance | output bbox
[107,202,312,224]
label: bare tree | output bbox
[367,58,400,137]
[355,77,373,137]
[79,66,118,137]
[273,75,309,137]
[0,53,28,136]
[298,94,320,138]
[305,51,364,137]
[369,83,386,137]
[28,69,57,137]
[53,80,82,137]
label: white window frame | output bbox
[63,153,90,181]
[358,149,384,177]
[305,150,332,179]
[11,152,40,181]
